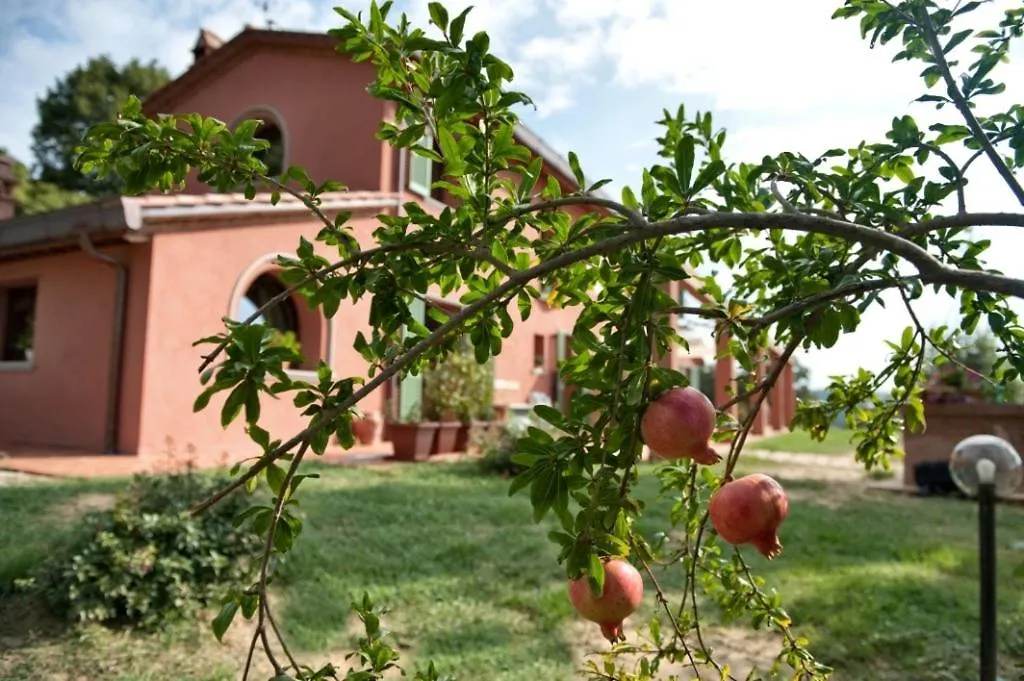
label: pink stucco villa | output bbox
[0,27,794,475]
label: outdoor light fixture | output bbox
[948,434,1023,681]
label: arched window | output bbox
[230,256,333,375]
[237,273,298,335]
[231,108,287,178]
[253,120,285,177]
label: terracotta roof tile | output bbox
[130,190,400,209]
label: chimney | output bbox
[191,28,224,63]
[0,154,18,221]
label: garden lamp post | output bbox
[948,434,1023,681]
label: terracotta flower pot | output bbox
[352,416,379,445]
[388,422,439,461]
[432,420,462,455]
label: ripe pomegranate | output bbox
[567,557,644,643]
[708,473,789,559]
[640,386,721,465]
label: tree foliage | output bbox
[0,148,92,216]
[32,55,170,195]
[73,1,1024,679]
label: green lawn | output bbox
[750,427,857,455]
[1,459,1023,681]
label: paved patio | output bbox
[0,442,394,478]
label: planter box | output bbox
[432,420,462,455]
[903,402,1024,492]
[388,422,440,461]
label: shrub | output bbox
[32,467,260,629]
[478,414,565,477]
[477,421,527,477]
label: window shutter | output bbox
[408,133,434,196]
[397,297,426,420]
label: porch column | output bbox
[782,361,797,426]
[749,360,769,436]
[768,350,785,431]
[714,330,736,417]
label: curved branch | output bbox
[193,206,1024,514]
[905,211,1024,238]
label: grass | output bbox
[750,426,857,455]
[1,458,1023,681]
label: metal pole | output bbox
[978,479,997,681]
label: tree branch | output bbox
[904,211,1024,238]
[193,204,1024,514]
[919,11,1024,206]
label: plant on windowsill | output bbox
[14,316,34,363]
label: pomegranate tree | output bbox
[708,473,790,559]
[567,558,644,643]
[639,386,721,465]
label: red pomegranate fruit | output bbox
[708,473,789,559]
[640,386,721,465]
[567,557,644,643]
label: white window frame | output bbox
[408,133,434,197]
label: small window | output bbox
[409,133,435,197]
[533,334,546,371]
[1,284,37,363]
[253,120,285,178]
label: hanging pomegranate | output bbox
[567,557,644,643]
[640,386,721,464]
[708,473,789,559]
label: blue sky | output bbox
[1,0,1022,388]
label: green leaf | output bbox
[428,1,449,31]
[211,600,239,642]
[449,6,471,46]
[266,462,288,496]
[675,135,696,195]
[586,552,605,597]
[566,150,586,187]
[221,383,250,428]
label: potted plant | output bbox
[386,401,439,461]
[351,409,380,445]
[423,351,472,455]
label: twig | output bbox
[197,242,430,373]
[244,441,310,679]
[628,538,727,681]
[918,10,1024,206]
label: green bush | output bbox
[478,421,527,477]
[478,414,565,477]
[32,468,260,629]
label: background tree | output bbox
[74,1,1024,679]
[0,148,91,216]
[31,55,170,196]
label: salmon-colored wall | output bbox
[0,243,150,452]
[136,214,394,462]
[160,48,391,193]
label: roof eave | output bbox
[0,198,133,252]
